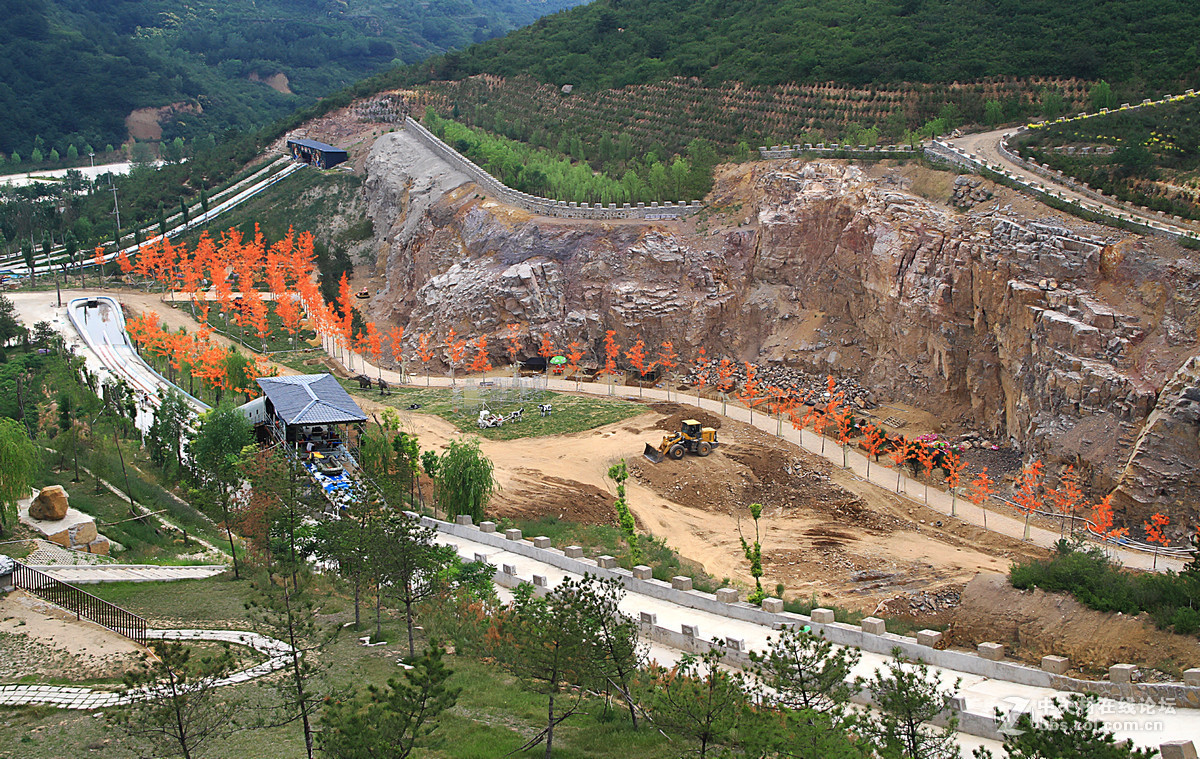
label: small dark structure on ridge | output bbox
[286,137,349,169]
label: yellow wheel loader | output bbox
[643,419,719,463]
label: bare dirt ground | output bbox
[951,574,1200,678]
[0,591,143,683]
[115,283,1046,623]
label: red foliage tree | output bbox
[942,452,969,516]
[446,328,467,384]
[888,439,913,493]
[387,326,405,378]
[1144,512,1171,569]
[416,332,435,386]
[625,338,650,397]
[860,423,887,479]
[469,335,492,374]
[736,362,762,422]
[1013,459,1046,540]
[565,340,585,388]
[691,346,711,403]
[656,340,678,400]
[504,323,521,375]
[970,466,996,530]
[365,322,383,377]
[600,330,620,393]
[538,333,556,382]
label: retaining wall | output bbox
[427,513,1200,709]
[758,143,919,160]
[402,117,701,220]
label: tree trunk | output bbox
[405,597,416,660]
[353,580,361,630]
[221,494,240,579]
[545,690,555,759]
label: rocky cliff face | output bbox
[361,130,1200,530]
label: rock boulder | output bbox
[29,486,69,521]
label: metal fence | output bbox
[12,561,147,645]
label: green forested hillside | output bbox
[420,0,1200,93]
[0,0,587,157]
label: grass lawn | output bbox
[1,574,694,759]
[505,516,725,593]
[335,377,647,441]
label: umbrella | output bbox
[549,355,567,365]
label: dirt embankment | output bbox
[949,573,1200,677]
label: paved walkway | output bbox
[440,530,1200,752]
[946,127,1200,240]
[27,564,226,583]
[0,628,293,710]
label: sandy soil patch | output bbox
[0,591,144,682]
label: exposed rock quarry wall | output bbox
[362,134,1200,530]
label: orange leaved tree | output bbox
[692,347,710,405]
[1144,512,1170,569]
[942,452,969,517]
[860,424,885,479]
[602,330,620,395]
[538,333,556,383]
[366,322,383,378]
[656,340,678,401]
[833,407,853,468]
[916,444,937,504]
[505,323,521,377]
[469,335,492,375]
[337,273,355,370]
[736,362,761,423]
[387,326,405,380]
[446,328,467,385]
[1051,465,1086,538]
[416,332,435,386]
[93,246,107,289]
[1090,494,1129,558]
[1013,459,1046,540]
[566,340,585,389]
[625,338,649,397]
[969,467,995,530]
[715,358,734,414]
[888,439,912,493]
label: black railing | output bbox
[12,561,147,645]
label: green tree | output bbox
[10,152,20,165]
[1090,80,1116,112]
[993,693,1155,759]
[751,624,861,717]
[21,242,34,287]
[115,640,241,759]
[187,404,252,578]
[578,574,644,726]
[434,438,495,522]
[867,649,961,759]
[1041,90,1066,119]
[0,418,37,537]
[642,646,748,759]
[67,144,79,160]
[607,458,639,564]
[984,99,1004,126]
[146,388,191,478]
[374,510,456,658]
[737,501,766,603]
[31,147,44,163]
[49,148,59,162]
[494,577,604,758]
[0,294,23,348]
[317,644,460,759]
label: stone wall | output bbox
[759,143,918,160]
[401,117,702,220]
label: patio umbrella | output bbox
[549,355,567,365]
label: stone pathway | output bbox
[27,564,227,584]
[0,628,293,710]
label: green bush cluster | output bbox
[1010,542,1200,636]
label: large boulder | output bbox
[29,486,70,521]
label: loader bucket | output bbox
[643,442,665,464]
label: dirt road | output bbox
[946,127,1199,237]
